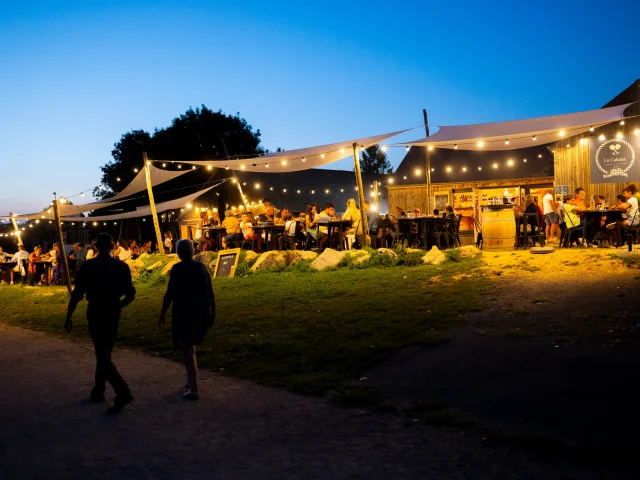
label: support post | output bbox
[352,143,369,248]
[52,197,72,292]
[423,109,432,214]
[8,213,22,245]
[143,152,165,254]
[373,180,379,213]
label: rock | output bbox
[421,246,446,265]
[406,248,426,255]
[286,250,318,265]
[377,248,398,259]
[146,261,164,272]
[347,250,370,264]
[242,250,259,264]
[161,260,180,275]
[137,253,150,263]
[194,251,217,266]
[251,251,286,271]
[124,258,145,280]
[311,248,345,270]
[166,253,178,259]
[457,245,483,257]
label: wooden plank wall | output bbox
[553,116,640,202]
[387,177,553,213]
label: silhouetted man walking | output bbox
[65,232,136,413]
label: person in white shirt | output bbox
[610,187,639,227]
[9,244,30,285]
[542,188,559,242]
[114,239,132,261]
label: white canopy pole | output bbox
[352,143,369,248]
[8,213,22,245]
[143,152,165,255]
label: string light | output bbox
[133,168,138,173]
[635,129,640,136]
[297,190,301,194]
[178,165,182,169]
[321,154,325,158]
[446,166,452,172]
[340,188,344,192]
[405,146,410,152]
[254,183,261,189]
[492,163,498,169]
[116,177,121,182]
[381,145,387,152]
[192,166,196,170]
[454,144,458,149]
[388,178,394,184]
[599,134,605,141]
[538,154,542,158]
[283,189,287,193]
[302,157,306,162]
[162,163,167,167]
[589,126,594,132]
[325,189,329,194]
[616,132,623,138]
[532,135,537,141]
[507,159,514,166]
[462,167,467,172]
[340,149,345,154]
[477,141,484,147]
[281,160,287,166]
[621,120,625,125]
[478,167,482,171]
[431,168,434,172]
[265,164,269,168]
[524,158,527,162]
[225,166,229,170]
[559,130,565,136]
[240,165,245,170]
[414,168,421,175]
[311,190,315,194]
[505,139,509,145]
[207,165,213,170]
[403,176,407,180]
[428,145,434,151]
[269,187,273,191]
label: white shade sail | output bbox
[61,185,216,222]
[159,129,410,172]
[2,164,190,220]
[403,103,633,151]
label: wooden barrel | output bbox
[482,206,516,250]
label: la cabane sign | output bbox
[590,136,640,184]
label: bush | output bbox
[445,248,462,263]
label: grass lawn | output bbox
[0,257,488,399]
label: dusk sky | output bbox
[1,0,639,213]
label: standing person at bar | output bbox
[64,233,136,413]
[159,239,215,400]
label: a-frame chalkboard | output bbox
[213,248,241,278]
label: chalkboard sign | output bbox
[213,248,241,278]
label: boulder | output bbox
[146,260,164,272]
[311,248,345,271]
[137,253,150,263]
[194,251,217,266]
[457,245,483,257]
[251,251,286,271]
[161,259,180,275]
[242,250,259,264]
[421,246,446,265]
[377,248,398,259]
[287,250,318,264]
[347,250,370,264]
[125,258,145,280]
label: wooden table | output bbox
[253,224,285,251]
[315,219,352,250]
[202,226,226,251]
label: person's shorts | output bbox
[544,213,559,225]
[224,233,243,243]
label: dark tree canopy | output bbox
[359,145,392,174]
[95,106,265,198]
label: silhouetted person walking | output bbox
[65,232,136,413]
[159,239,215,399]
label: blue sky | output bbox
[1,0,638,213]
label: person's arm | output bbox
[159,268,176,327]
[120,266,136,309]
[65,266,87,332]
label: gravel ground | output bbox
[0,324,625,480]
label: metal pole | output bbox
[352,143,369,248]
[143,152,165,254]
[52,196,72,292]
[423,109,432,214]
[8,213,22,245]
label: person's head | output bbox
[118,238,128,249]
[299,211,305,219]
[164,231,172,239]
[73,243,79,251]
[52,243,60,251]
[212,211,220,221]
[623,187,633,199]
[617,194,626,204]
[597,195,606,202]
[445,205,454,213]
[262,198,271,207]
[628,184,638,195]
[200,211,208,220]
[325,202,336,216]
[34,246,42,255]
[546,188,554,195]
[18,244,25,251]
[575,188,586,201]
[524,194,534,205]
[176,239,194,262]
[78,242,85,249]
[143,240,151,248]
[564,194,575,204]
[433,208,439,216]
[555,194,563,202]
[414,208,421,215]
[363,200,371,211]
[307,203,317,216]
[224,209,233,218]
[96,233,113,253]
[396,205,405,215]
[283,212,293,221]
[241,213,250,223]
[265,206,275,216]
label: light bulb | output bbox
[589,126,594,132]
[428,145,434,151]
[621,120,625,125]
[162,163,167,167]
[405,146,410,152]
[477,141,484,147]
[462,167,467,172]
[505,139,509,145]
[532,135,537,141]
[133,168,138,173]
[414,169,421,175]
[478,167,482,171]
[207,165,213,171]
[599,134,605,141]
[559,130,565,136]
[446,166,452,172]
[281,160,287,166]
[507,159,514,166]
[454,144,458,149]
[254,183,260,189]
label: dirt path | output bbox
[0,324,621,480]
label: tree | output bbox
[94,106,265,198]
[359,145,392,174]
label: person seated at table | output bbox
[48,243,63,284]
[0,246,10,284]
[275,207,289,225]
[140,240,152,255]
[627,184,640,205]
[562,194,597,247]
[27,246,44,286]
[444,204,456,219]
[261,198,274,209]
[318,203,337,248]
[607,187,639,230]
[114,239,132,261]
[9,244,30,285]
[209,211,221,226]
[86,240,97,260]
[432,208,439,217]
[128,239,141,258]
[574,187,587,209]
[164,231,174,253]
[69,242,87,273]
[305,203,324,247]
[342,199,362,237]
[259,206,276,223]
[414,208,421,216]
[221,209,243,248]
[240,212,263,251]
[284,212,305,246]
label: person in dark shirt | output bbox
[65,232,136,413]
